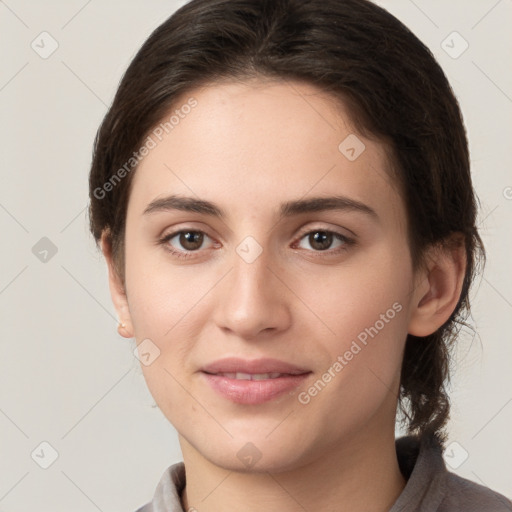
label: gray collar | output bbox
[138,435,449,512]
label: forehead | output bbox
[128,79,404,227]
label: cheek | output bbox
[127,272,203,421]
[292,244,412,402]
[292,242,412,344]
[125,240,213,335]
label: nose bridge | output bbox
[231,231,273,295]
[230,244,275,312]
[232,245,271,298]
[214,240,289,338]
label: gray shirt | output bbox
[135,435,512,511]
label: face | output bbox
[112,79,424,472]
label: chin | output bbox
[198,435,312,474]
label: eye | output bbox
[295,229,354,253]
[159,230,215,258]
[158,227,355,260]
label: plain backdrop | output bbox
[1,0,511,510]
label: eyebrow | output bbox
[143,194,378,221]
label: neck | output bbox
[179,427,406,512]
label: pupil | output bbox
[181,231,203,250]
[310,231,332,250]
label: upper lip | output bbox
[201,357,311,375]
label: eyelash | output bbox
[157,228,355,260]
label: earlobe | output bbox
[408,236,466,337]
[100,230,134,339]
[117,321,133,338]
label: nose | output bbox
[213,248,292,340]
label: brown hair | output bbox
[88,0,485,444]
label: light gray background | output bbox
[1,0,511,510]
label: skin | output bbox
[102,78,466,512]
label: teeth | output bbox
[251,373,270,380]
[217,372,285,380]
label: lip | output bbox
[201,357,310,375]
[200,357,311,405]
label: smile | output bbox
[201,371,311,405]
[209,372,289,380]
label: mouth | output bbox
[200,357,312,404]
[203,371,297,380]
[201,356,310,375]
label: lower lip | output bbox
[201,372,311,405]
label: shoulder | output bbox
[393,434,512,512]
[132,461,186,512]
[439,471,512,511]
[134,504,151,512]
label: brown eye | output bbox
[177,231,204,251]
[160,229,214,256]
[296,229,353,254]
[308,231,333,251]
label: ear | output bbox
[100,230,134,338]
[408,234,466,337]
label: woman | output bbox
[88,0,512,510]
